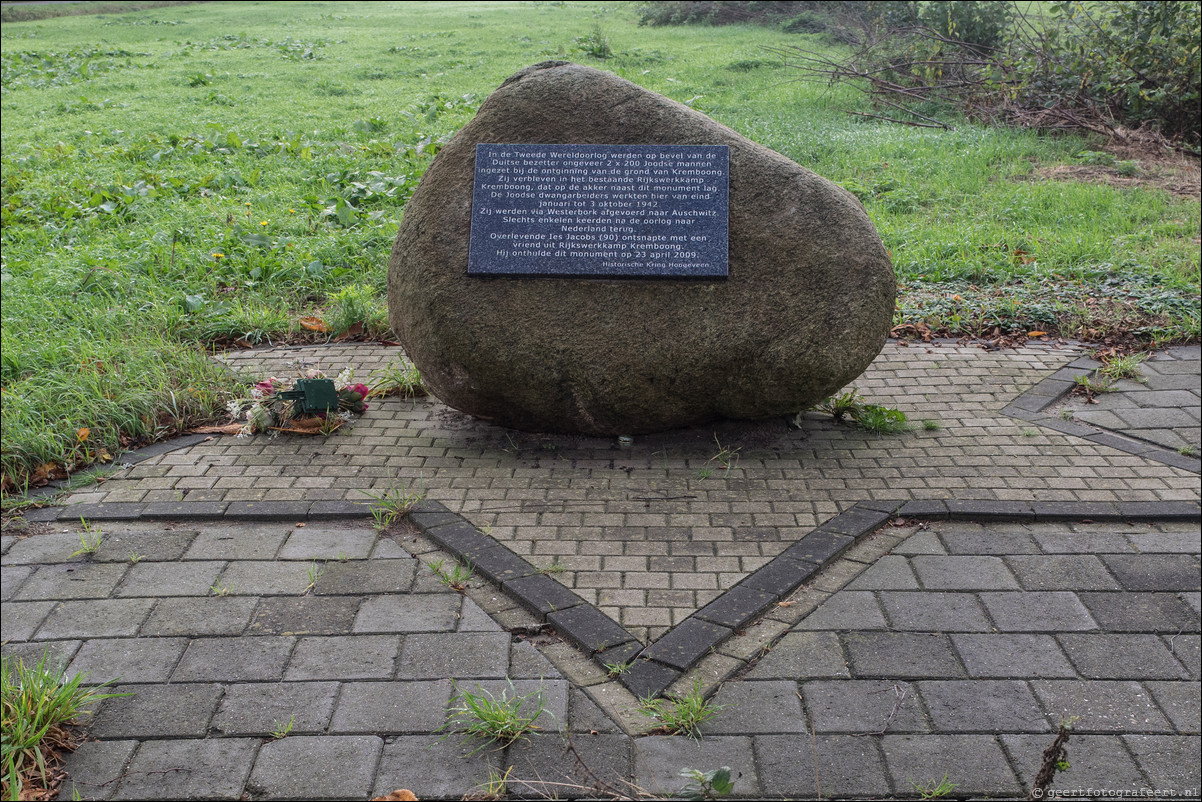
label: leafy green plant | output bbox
[818,389,864,422]
[637,678,725,739]
[440,681,546,754]
[1179,445,1197,457]
[1,652,127,801]
[426,558,473,591]
[68,520,103,558]
[912,773,956,799]
[853,404,911,435]
[209,582,233,596]
[922,420,941,431]
[574,25,613,59]
[358,474,424,530]
[1074,374,1116,395]
[304,560,324,592]
[604,660,633,678]
[676,766,735,801]
[128,552,143,564]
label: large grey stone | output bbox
[387,61,894,435]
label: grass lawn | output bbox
[1,0,1198,496]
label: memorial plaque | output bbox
[468,144,729,278]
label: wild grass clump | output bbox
[440,681,546,755]
[1,653,126,800]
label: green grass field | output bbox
[2,1,1199,494]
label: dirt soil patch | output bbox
[1034,145,1201,200]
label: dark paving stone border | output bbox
[22,496,1199,698]
[1004,356,1201,474]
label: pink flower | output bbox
[350,383,370,400]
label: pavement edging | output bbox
[1003,356,1202,475]
[19,496,1200,700]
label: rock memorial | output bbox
[387,61,895,435]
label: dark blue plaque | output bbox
[467,144,729,278]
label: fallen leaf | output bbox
[295,522,306,527]
[299,316,328,333]
[371,791,418,802]
[1027,330,1047,337]
[77,427,90,442]
[333,321,364,342]
[190,423,246,435]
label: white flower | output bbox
[336,367,353,386]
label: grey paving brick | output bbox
[936,523,1040,554]
[115,560,224,597]
[1005,555,1123,591]
[1031,528,1136,554]
[795,591,887,630]
[507,733,632,799]
[891,530,948,555]
[736,556,821,598]
[171,635,295,682]
[1078,592,1200,633]
[880,734,1021,797]
[246,735,382,800]
[1,601,55,641]
[2,639,81,671]
[313,559,416,595]
[249,595,361,635]
[457,597,504,632]
[213,561,314,595]
[68,637,186,684]
[911,555,1019,590]
[57,739,137,801]
[15,562,128,600]
[141,501,227,519]
[285,634,401,680]
[693,585,777,629]
[951,634,1078,678]
[508,639,559,679]
[91,529,197,563]
[1002,733,1147,793]
[1059,634,1190,679]
[1127,528,1202,553]
[89,683,222,738]
[548,604,636,656]
[754,734,891,799]
[1101,554,1201,591]
[139,596,257,636]
[640,617,731,671]
[372,735,499,801]
[211,681,340,736]
[978,591,1099,632]
[113,738,259,801]
[846,555,919,590]
[397,632,511,679]
[1170,634,1201,680]
[4,532,99,564]
[780,528,854,562]
[329,680,453,734]
[1121,735,1202,790]
[698,680,805,734]
[919,679,1050,733]
[745,630,850,680]
[845,631,964,679]
[879,591,992,632]
[618,657,680,698]
[502,573,585,617]
[1145,681,1201,734]
[634,735,759,798]
[353,593,462,633]
[34,598,154,641]
[0,565,31,601]
[184,524,290,560]
[278,526,378,560]
[569,686,623,734]
[802,679,927,734]
[1032,680,1174,733]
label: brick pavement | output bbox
[2,339,1200,799]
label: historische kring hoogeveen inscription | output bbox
[467,144,729,278]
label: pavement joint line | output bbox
[1004,361,1202,475]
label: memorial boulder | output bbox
[387,61,895,435]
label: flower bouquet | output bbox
[228,368,369,436]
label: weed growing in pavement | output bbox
[535,560,565,575]
[209,582,233,596]
[68,519,103,558]
[922,419,941,431]
[818,389,864,422]
[1059,408,1076,421]
[1074,373,1116,394]
[815,390,910,434]
[466,766,513,801]
[369,362,426,399]
[426,558,473,591]
[269,714,296,740]
[676,766,735,800]
[1179,445,1197,456]
[637,678,726,739]
[1099,352,1147,382]
[304,560,324,592]
[1,652,127,800]
[604,660,633,678]
[128,552,143,564]
[359,474,424,530]
[440,680,546,755]
[912,773,956,799]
